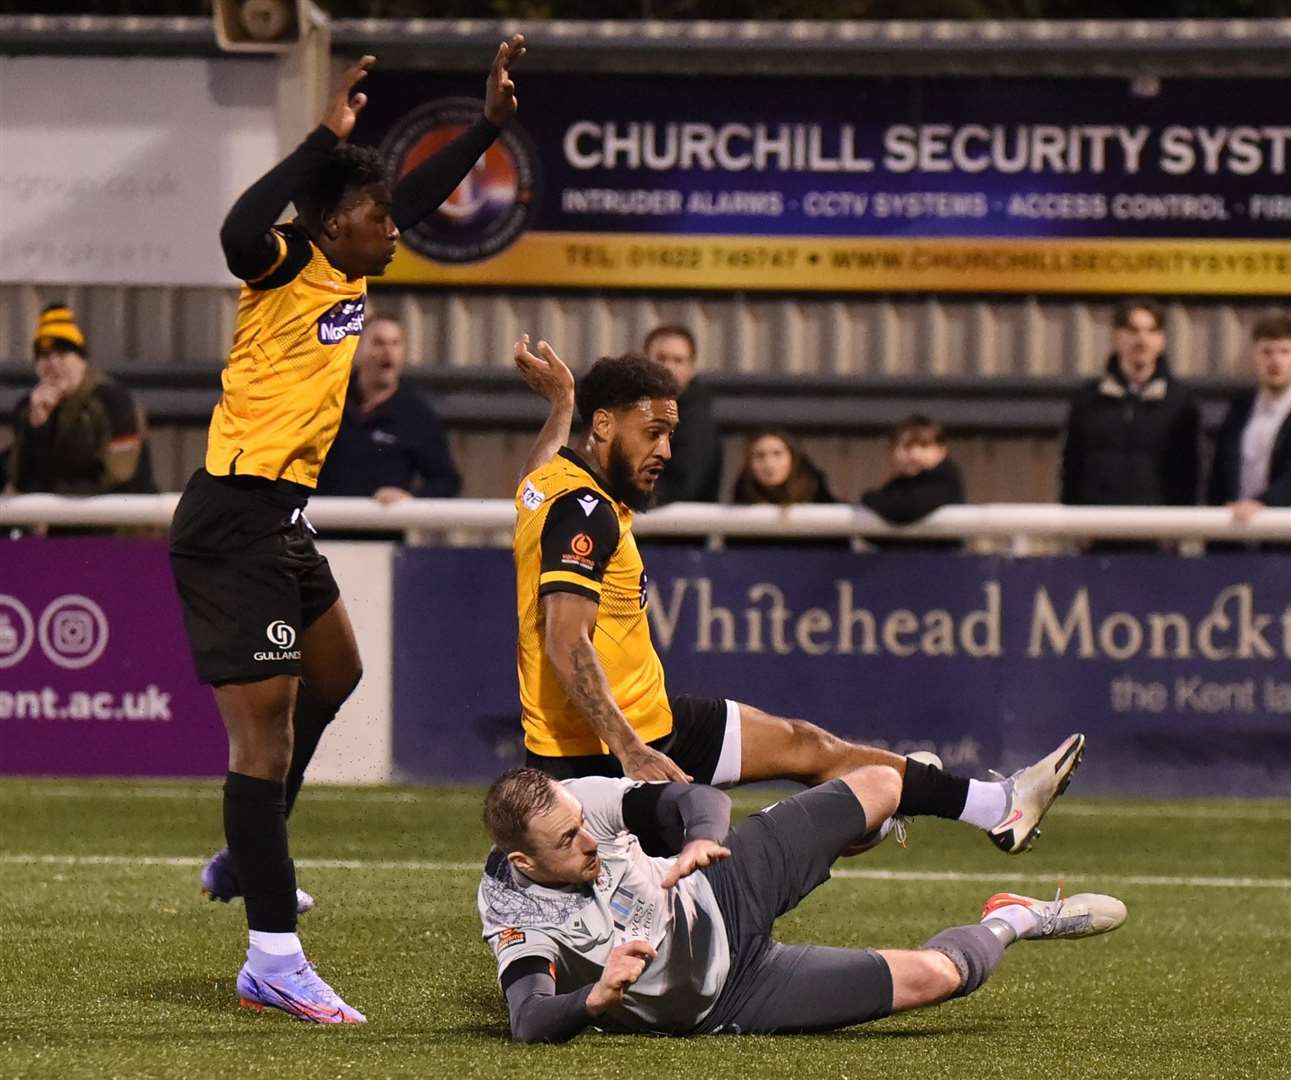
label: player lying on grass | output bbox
[478,767,1127,1042]
[510,338,1085,850]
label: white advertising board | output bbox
[0,56,277,286]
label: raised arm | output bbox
[514,335,575,478]
[219,56,373,279]
[390,35,525,230]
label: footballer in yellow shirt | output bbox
[168,40,528,1023]
[511,338,1087,871]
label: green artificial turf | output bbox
[1,780,1287,1079]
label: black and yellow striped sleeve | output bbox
[538,489,620,603]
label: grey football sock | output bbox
[922,924,1005,998]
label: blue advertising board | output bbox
[355,73,1291,293]
[392,547,1291,796]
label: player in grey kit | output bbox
[478,766,1127,1042]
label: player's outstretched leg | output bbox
[878,886,1126,1017]
[735,703,1084,854]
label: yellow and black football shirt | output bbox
[206,222,365,488]
[514,447,672,757]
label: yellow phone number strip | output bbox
[383,232,1291,295]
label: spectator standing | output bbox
[643,324,722,505]
[861,415,964,550]
[1060,299,1200,509]
[1207,311,1291,535]
[315,314,461,510]
[5,302,156,496]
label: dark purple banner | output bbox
[0,539,225,777]
[392,547,1291,796]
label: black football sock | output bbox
[896,759,971,820]
[223,771,297,933]
[284,683,339,818]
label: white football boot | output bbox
[981,889,1128,940]
[987,733,1086,855]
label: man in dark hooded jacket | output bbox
[1060,299,1200,509]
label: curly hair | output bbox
[296,143,389,234]
[575,352,680,429]
[483,768,561,852]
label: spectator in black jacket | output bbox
[1060,298,1200,509]
[861,415,964,549]
[316,314,461,505]
[731,429,837,506]
[6,302,156,497]
[1207,310,1291,528]
[644,324,722,505]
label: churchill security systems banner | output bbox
[354,73,1291,295]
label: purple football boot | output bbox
[237,960,366,1024]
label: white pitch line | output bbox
[8,787,1291,822]
[1,853,1288,890]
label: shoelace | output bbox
[1036,885,1068,935]
[890,816,909,848]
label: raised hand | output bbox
[514,334,574,406]
[586,940,656,1015]
[484,34,526,127]
[660,839,731,889]
[323,55,376,140]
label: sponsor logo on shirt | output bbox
[522,482,545,510]
[608,882,655,940]
[497,927,527,951]
[317,296,367,344]
[562,532,596,571]
[578,494,599,517]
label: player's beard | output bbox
[606,437,656,512]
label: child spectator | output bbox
[861,415,963,547]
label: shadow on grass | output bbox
[813,1023,992,1041]
[130,975,239,1015]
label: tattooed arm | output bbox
[542,592,691,783]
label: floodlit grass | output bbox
[2,779,1288,1079]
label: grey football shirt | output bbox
[477,777,732,1034]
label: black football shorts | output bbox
[525,695,742,785]
[168,469,340,686]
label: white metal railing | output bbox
[5,494,1291,544]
